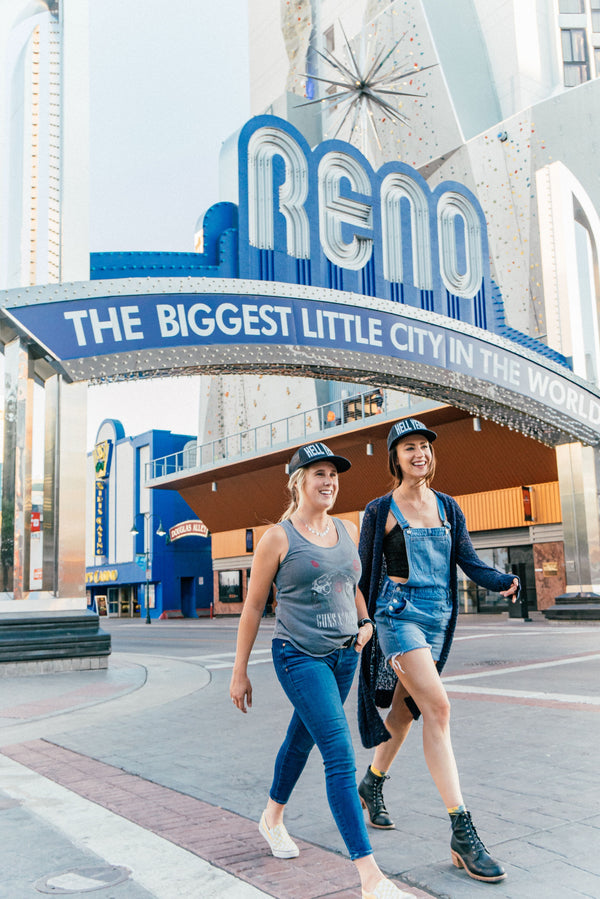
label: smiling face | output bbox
[391,434,435,485]
[299,460,339,511]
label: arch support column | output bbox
[0,337,33,598]
[41,374,88,601]
[0,343,109,671]
[0,347,88,606]
[545,443,600,618]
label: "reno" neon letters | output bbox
[237,116,491,330]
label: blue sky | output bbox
[86,1,250,448]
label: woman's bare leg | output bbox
[264,797,286,826]
[391,648,463,808]
[354,854,413,895]
[372,679,414,773]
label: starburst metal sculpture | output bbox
[298,23,435,155]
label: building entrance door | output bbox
[180,576,195,618]
[107,587,119,617]
[117,585,140,617]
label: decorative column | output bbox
[537,161,600,617]
[0,337,33,599]
[0,353,110,669]
[552,443,600,607]
[40,374,88,602]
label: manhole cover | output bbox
[35,865,131,894]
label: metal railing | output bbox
[146,388,419,482]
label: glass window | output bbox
[459,547,509,614]
[592,2,600,32]
[107,586,119,616]
[507,546,537,612]
[219,570,242,603]
[559,0,584,11]
[595,47,600,72]
[459,546,537,614]
[561,28,590,85]
[119,587,130,617]
[324,25,335,53]
[561,27,586,61]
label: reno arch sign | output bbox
[237,117,490,325]
[2,115,600,448]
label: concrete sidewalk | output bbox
[0,616,599,899]
[0,654,429,899]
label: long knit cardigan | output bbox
[357,490,519,749]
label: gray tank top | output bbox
[272,518,361,657]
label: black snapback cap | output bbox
[288,441,351,475]
[387,418,437,452]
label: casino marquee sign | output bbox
[2,115,600,448]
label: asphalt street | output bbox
[0,612,599,898]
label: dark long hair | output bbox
[388,442,436,488]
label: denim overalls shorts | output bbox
[375,495,452,664]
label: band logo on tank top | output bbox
[311,567,359,631]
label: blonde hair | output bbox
[279,468,307,521]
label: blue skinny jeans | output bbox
[270,638,372,861]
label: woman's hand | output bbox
[500,578,520,602]
[354,621,374,652]
[230,671,253,713]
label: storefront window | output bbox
[119,587,131,617]
[219,570,242,603]
[458,546,536,613]
[108,587,119,616]
[457,572,479,614]
[474,548,509,613]
[508,546,537,612]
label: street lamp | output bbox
[130,512,167,623]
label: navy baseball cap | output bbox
[387,418,437,452]
[288,442,351,475]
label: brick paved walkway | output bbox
[1,739,433,899]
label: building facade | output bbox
[2,0,600,631]
[86,420,213,619]
[208,0,600,606]
[146,0,600,613]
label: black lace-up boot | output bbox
[450,811,506,882]
[358,767,395,829]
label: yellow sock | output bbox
[447,804,466,815]
[370,765,386,778]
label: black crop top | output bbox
[382,523,409,579]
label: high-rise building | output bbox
[0,0,89,289]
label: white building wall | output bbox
[248,0,288,114]
[472,0,563,118]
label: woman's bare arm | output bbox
[230,525,287,712]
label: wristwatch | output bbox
[357,617,376,631]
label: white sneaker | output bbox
[258,811,300,859]
[362,878,416,899]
